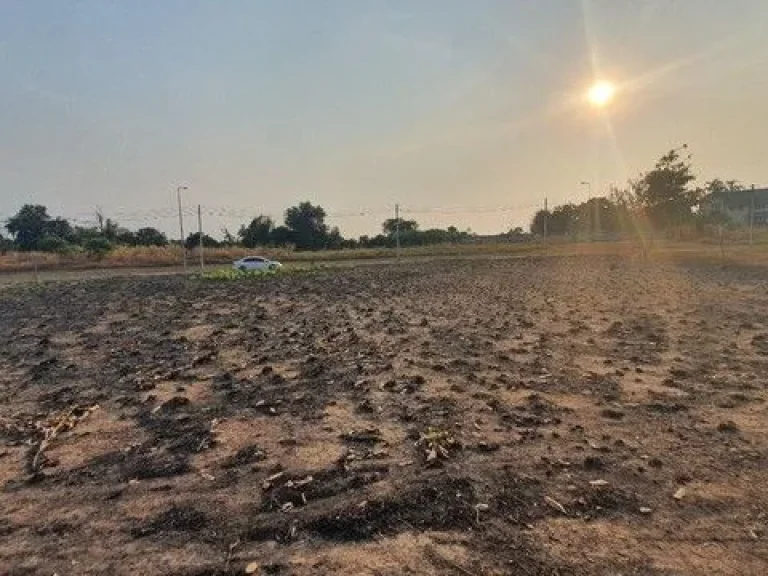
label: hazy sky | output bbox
[2,0,767,237]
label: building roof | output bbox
[705,188,768,210]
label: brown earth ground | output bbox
[1,255,767,575]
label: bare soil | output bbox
[1,255,767,575]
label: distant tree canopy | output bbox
[530,146,740,237]
[220,228,238,246]
[530,198,627,238]
[6,205,54,250]
[507,227,527,240]
[84,236,113,259]
[36,235,72,254]
[704,178,744,195]
[135,227,169,247]
[3,147,749,256]
[632,146,701,228]
[357,218,471,248]
[2,202,475,256]
[239,215,274,248]
[284,201,328,250]
[382,218,419,236]
[237,205,349,250]
[2,205,173,255]
[184,232,219,250]
[270,225,294,246]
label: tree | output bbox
[364,234,389,248]
[221,228,237,247]
[72,226,103,245]
[633,146,702,228]
[284,202,328,250]
[185,232,219,249]
[239,215,274,248]
[704,179,744,194]
[382,218,419,236]
[326,226,344,250]
[115,228,137,246]
[84,236,113,259]
[530,210,549,236]
[36,235,72,254]
[576,197,622,236]
[95,210,120,242]
[6,205,51,250]
[46,217,75,242]
[135,227,168,247]
[270,225,294,246]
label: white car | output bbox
[233,256,283,272]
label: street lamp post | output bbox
[177,186,189,273]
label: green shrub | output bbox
[195,266,314,282]
[84,236,113,259]
[199,267,276,281]
[36,235,72,254]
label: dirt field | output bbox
[1,255,767,575]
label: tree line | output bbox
[0,205,170,257]
[530,146,745,238]
[0,200,477,256]
[3,146,743,256]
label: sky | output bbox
[2,0,768,238]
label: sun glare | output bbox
[587,81,615,108]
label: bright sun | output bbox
[587,81,616,108]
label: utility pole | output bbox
[198,204,204,271]
[749,184,755,246]
[177,185,189,273]
[395,203,401,261]
[543,197,548,245]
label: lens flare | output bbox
[587,81,615,108]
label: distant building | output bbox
[701,187,768,226]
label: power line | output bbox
[1,201,543,234]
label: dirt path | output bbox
[1,256,767,575]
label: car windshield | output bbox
[2,2,767,575]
